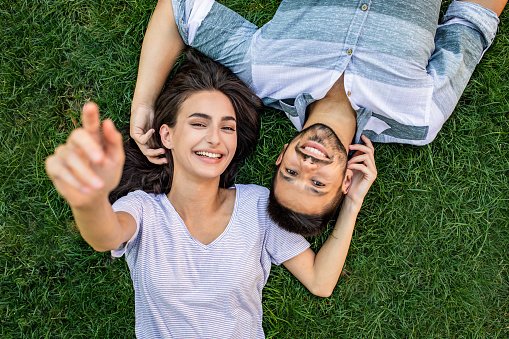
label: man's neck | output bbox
[304,75,356,148]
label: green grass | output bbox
[1,0,508,337]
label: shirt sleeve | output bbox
[264,219,310,266]
[110,191,145,257]
[425,0,499,143]
[171,0,257,85]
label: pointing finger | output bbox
[82,102,101,141]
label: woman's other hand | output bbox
[130,104,167,164]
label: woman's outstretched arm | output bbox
[45,102,136,251]
[131,0,185,164]
[283,135,377,297]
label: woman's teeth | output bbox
[196,151,222,159]
[304,146,326,158]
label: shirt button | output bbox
[361,4,368,11]
[347,91,352,97]
[347,48,353,55]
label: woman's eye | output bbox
[286,169,297,175]
[222,126,236,131]
[313,180,324,187]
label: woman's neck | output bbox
[167,171,236,245]
[167,171,228,220]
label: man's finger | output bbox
[360,134,374,149]
[349,143,373,155]
[82,102,101,139]
[348,153,376,172]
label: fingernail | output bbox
[81,186,91,194]
[92,152,103,163]
[90,178,103,189]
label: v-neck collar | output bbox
[162,185,239,249]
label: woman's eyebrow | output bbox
[189,112,211,120]
[222,116,236,122]
[188,112,236,122]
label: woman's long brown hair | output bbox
[109,49,262,203]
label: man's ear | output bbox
[342,169,354,195]
[275,144,288,165]
[159,124,173,149]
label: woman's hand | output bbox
[45,102,125,208]
[345,135,377,208]
[130,104,167,164]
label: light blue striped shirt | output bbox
[112,184,310,338]
[173,0,499,145]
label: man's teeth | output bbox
[196,151,222,159]
[304,146,326,158]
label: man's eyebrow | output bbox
[188,112,236,122]
[278,171,328,195]
[279,171,295,183]
[305,186,327,195]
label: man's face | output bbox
[273,123,347,215]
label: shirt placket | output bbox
[341,0,371,105]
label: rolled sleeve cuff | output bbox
[442,0,500,49]
[172,0,190,45]
[173,0,215,46]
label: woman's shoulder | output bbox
[113,190,168,207]
[233,184,271,214]
[234,183,269,198]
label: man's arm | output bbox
[422,0,502,144]
[131,0,185,164]
[459,0,507,16]
[283,136,377,297]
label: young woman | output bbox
[45,50,377,338]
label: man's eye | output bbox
[286,169,297,175]
[312,180,324,187]
[191,123,205,127]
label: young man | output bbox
[130,0,505,236]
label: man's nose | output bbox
[301,156,317,169]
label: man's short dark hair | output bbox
[267,163,344,237]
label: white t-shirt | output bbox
[112,184,310,338]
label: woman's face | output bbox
[161,90,237,182]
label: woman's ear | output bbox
[159,124,173,149]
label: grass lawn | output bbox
[1,0,508,337]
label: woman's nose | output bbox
[205,128,220,145]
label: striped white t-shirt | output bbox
[111,184,310,338]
